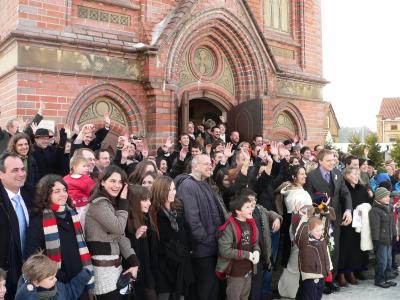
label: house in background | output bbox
[377,98,400,143]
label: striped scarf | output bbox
[43,203,94,289]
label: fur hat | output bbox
[374,187,390,202]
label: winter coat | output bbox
[26,212,84,283]
[294,218,331,280]
[215,216,260,278]
[176,175,224,257]
[0,128,10,154]
[369,200,396,246]
[85,193,138,266]
[156,209,194,297]
[14,268,92,300]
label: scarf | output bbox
[161,206,179,232]
[43,203,94,289]
[36,286,58,300]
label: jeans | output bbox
[375,244,392,284]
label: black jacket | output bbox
[26,212,84,283]
[369,201,396,246]
[0,182,33,300]
[24,155,40,191]
[156,209,194,297]
[175,175,224,257]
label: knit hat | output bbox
[374,187,390,202]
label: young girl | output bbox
[0,268,6,300]
[149,176,194,300]
[63,155,95,228]
[126,185,158,300]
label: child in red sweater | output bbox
[64,155,95,229]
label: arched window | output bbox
[264,0,290,33]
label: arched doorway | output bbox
[189,98,226,126]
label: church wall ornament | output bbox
[15,45,141,80]
[277,79,322,100]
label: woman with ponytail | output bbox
[26,174,93,300]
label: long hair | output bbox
[34,174,73,213]
[126,185,152,236]
[149,176,182,238]
[90,165,128,200]
[128,160,157,184]
[7,132,33,156]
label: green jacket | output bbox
[216,216,260,279]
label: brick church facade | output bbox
[0,0,339,151]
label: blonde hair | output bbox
[22,253,57,282]
[69,155,88,174]
[308,216,324,230]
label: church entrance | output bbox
[178,92,263,143]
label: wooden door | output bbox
[228,98,263,142]
[178,91,190,135]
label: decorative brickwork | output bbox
[0,0,338,149]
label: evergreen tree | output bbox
[390,138,400,166]
[365,133,384,167]
[347,134,364,157]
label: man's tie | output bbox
[11,194,27,256]
[324,172,331,184]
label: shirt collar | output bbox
[4,187,21,201]
[319,166,330,178]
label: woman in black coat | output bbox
[149,176,194,300]
[126,185,158,300]
[26,175,91,300]
[338,167,371,286]
[7,133,39,190]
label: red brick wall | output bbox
[0,0,18,41]
[0,71,150,135]
[302,0,323,76]
[0,73,18,124]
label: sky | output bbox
[321,0,400,131]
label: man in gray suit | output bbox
[305,149,352,293]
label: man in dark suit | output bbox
[0,152,33,300]
[305,149,352,293]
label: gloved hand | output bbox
[252,251,260,264]
[248,252,254,262]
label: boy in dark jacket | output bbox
[369,187,398,288]
[15,253,92,300]
[216,194,260,300]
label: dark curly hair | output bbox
[34,174,73,213]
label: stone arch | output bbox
[66,83,145,137]
[272,101,307,140]
[165,8,274,104]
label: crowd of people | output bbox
[0,107,400,300]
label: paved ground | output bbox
[275,255,400,300]
[322,276,400,300]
